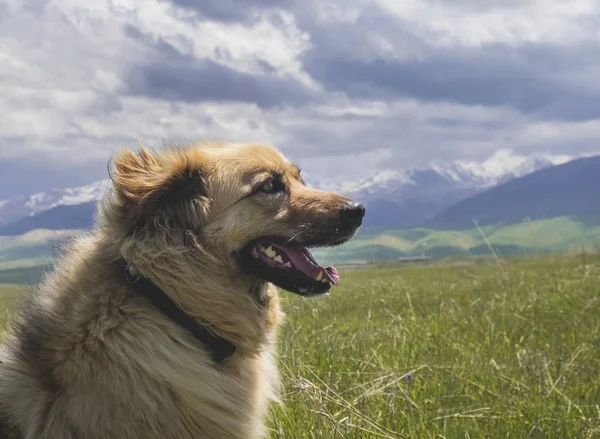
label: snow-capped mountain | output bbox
[333,152,571,201]
[0,152,575,233]
[322,153,573,227]
[427,154,600,229]
[0,180,110,227]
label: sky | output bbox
[2,0,600,199]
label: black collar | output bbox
[117,259,236,364]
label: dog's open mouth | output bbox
[251,243,340,285]
[238,237,343,297]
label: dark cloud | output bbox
[131,2,600,120]
[303,31,600,121]
[123,27,317,109]
[165,0,292,22]
[426,0,524,11]
[305,52,549,110]
[235,1,600,122]
[293,2,428,60]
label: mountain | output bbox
[427,155,600,230]
[0,180,109,226]
[0,202,98,236]
[336,155,569,227]
[0,153,572,235]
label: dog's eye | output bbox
[259,178,284,194]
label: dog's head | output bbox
[107,142,365,297]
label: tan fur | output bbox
[0,141,360,439]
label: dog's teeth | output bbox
[321,278,329,283]
[274,255,283,263]
[283,262,292,268]
[264,246,277,258]
[315,271,323,282]
[252,248,259,258]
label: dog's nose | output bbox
[339,201,366,223]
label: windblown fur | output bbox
[0,141,362,438]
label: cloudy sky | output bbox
[2,0,600,198]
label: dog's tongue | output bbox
[284,247,340,285]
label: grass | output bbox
[268,255,600,438]
[0,255,599,437]
[0,284,27,332]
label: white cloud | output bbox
[1,0,600,198]
[375,0,600,47]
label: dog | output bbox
[0,141,365,439]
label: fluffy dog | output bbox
[0,141,365,438]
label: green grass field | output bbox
[269,255,600,438]
[0,284,26,332]
[311,216,600,264]
[1,256,599,438]
[4,217,600,270]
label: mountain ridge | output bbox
[427,155,600,230]
[0,180,109,227]
[0,152,576,234]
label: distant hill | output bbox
[0,202,97,236]
[2,216,600,281]
[427,155,600,230]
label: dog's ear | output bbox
[110,146,207,228]
[111,146,169,204]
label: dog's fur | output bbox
[0,141,363,438]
